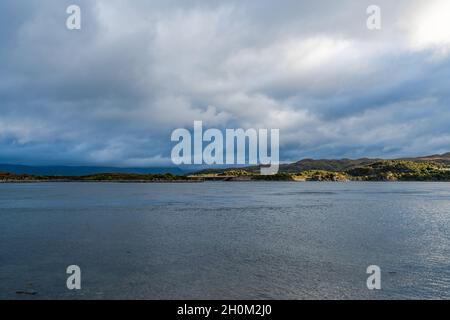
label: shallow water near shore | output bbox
[1,181,450,299]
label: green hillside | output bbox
[194,154,450,181]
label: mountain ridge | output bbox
[2,152,450,182]
[193,152,450,181]
[223,152,450,174]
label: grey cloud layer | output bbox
[1,0,450,165]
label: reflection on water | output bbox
[1,182,450,299]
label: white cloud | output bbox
[406,0,450,58]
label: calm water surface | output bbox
[1,182,450,299]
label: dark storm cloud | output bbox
[1,0,450,166]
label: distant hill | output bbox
[278,153,450,172]
[199,152,450,174]
[257,152,450,173]
[193,152,450,181]
[399,152,450,164]
[2,152,450,182]
[276,158,382,173]
[0,164,186,176]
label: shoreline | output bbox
[2,179,450,183]
[0,179,203,183]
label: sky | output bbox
[1,0,450,166]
